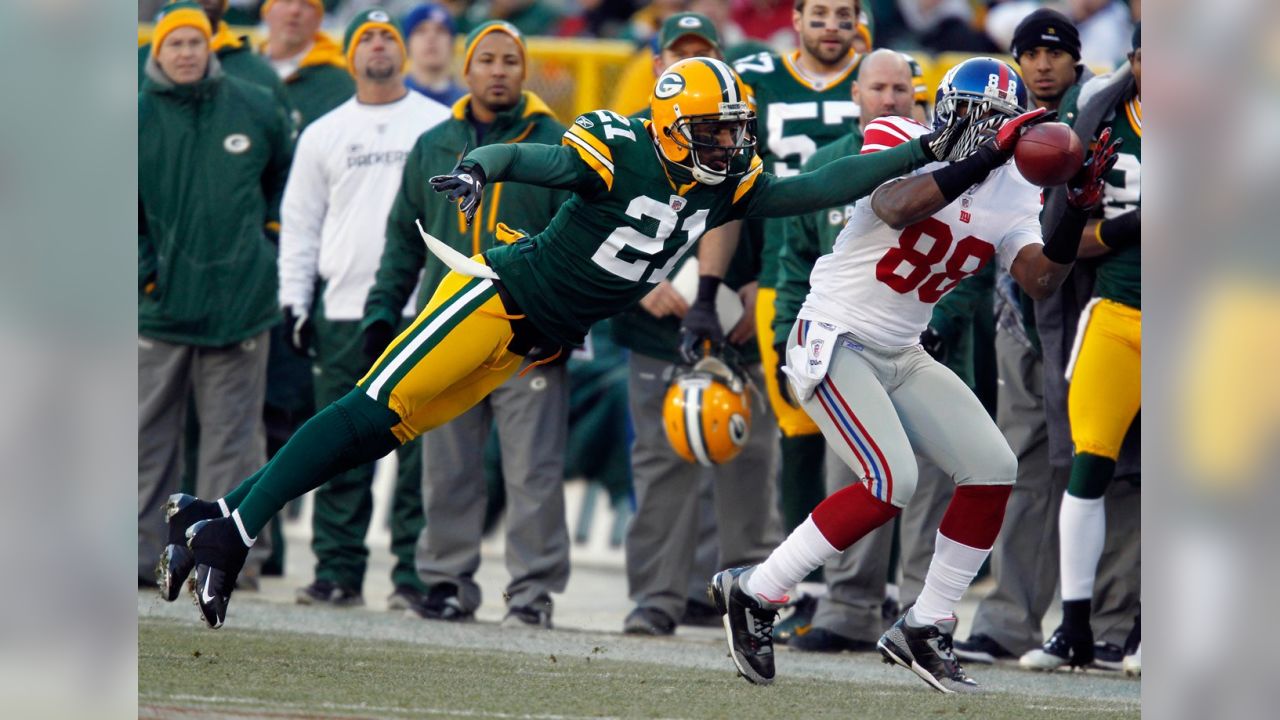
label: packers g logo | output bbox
[368,10,390,22]
[728,413,749,446]
[223,134,251,154]
[654,72,685,100]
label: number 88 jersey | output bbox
[798,116,1044,347]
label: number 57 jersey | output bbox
[798,116,1044,348]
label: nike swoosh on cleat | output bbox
[201,574,217,604]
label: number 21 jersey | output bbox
[799,116,1044,347]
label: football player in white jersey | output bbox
[710,57,1121,693]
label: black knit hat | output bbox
[1011,8,1082,61]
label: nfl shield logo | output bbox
[670,195,687,212]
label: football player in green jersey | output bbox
[731,0,867,620]
[1023,25,1142,672]
[173,55,1043,629]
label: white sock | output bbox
[231,509,257,548]
[1058,493,1105,601]
[216,497,231,517]
[745,516,839,603]
[908,531,989,626]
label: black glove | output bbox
[429,162,486,226]
[919,326,948,363]
[362,320,396,364]
[774,342,800,409]
[283,306,313,357]
[677,277,724,364]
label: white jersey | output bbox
[279,91,451,321]
[798,116,1044,347]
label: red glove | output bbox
[991,107,1056,156]
[1067,127,1122,210]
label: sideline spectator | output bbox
[403,3,466,106]
[138,2,292,589]
[278,8,451,609]
[363,21,573,629]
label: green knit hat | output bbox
[343,8,406,73]
[463,20,526,78]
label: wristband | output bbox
[695,275,722,304]
[1097,210,1140,250]
[931,145,1003,204]
[1043,207,1088,265]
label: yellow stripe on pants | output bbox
[1067,298,1142,459]
[755,287,820,437]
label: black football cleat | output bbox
[155,494,223,602]
[878,613,979,694]
[709,567,786,686]
[186,517,250,629]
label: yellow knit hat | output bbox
[151,1,212,57]
[261,0,325,16]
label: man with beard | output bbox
[724,0,865,635]
[272,10,451,610]
[362,21,574,629]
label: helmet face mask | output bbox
[651,57,758,185]
[933,57,1028,161]
[666,111,756,184]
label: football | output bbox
[1014,122,1085,187]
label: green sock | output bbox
[235,388,401,537]
[779,433,828,584]
[1068,452,1115,500]
[221,458,273,511]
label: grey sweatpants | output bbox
[137,332,270,579]
[415,360,570,612]
[624,352,782,623]
[967,328,1141,652]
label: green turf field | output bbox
[140,602,1140,720]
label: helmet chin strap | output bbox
[691,166,727,185]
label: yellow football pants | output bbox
[756,287,820,437]
[357,267,523,443]
[1067,298,1142,459]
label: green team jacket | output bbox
[610,109,761,364]
[138,56,293,346]
[459,110,930,348]
[364,92,570,327]
[264,32,354,131]
[774,128,988,385]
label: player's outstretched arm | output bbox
[430,143,595,225]
[872,108,1054,229]
[1011,128,1123,299]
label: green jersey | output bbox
[1094,94,1142,309]
[733,49,862,287]
[463,110,929,348]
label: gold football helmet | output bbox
[650,57,756,185]
[663,355,753,466]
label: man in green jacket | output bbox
[140,1,289,110]
[139,2,292,592]
[363,21,573,628]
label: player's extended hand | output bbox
[919,109,974,162]
[283,305,314,357]
[919,326,948,363]
[990,107,1056,156]
[1067,127,1122,210]
[678,299,724,364]
[429,162,486,226]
